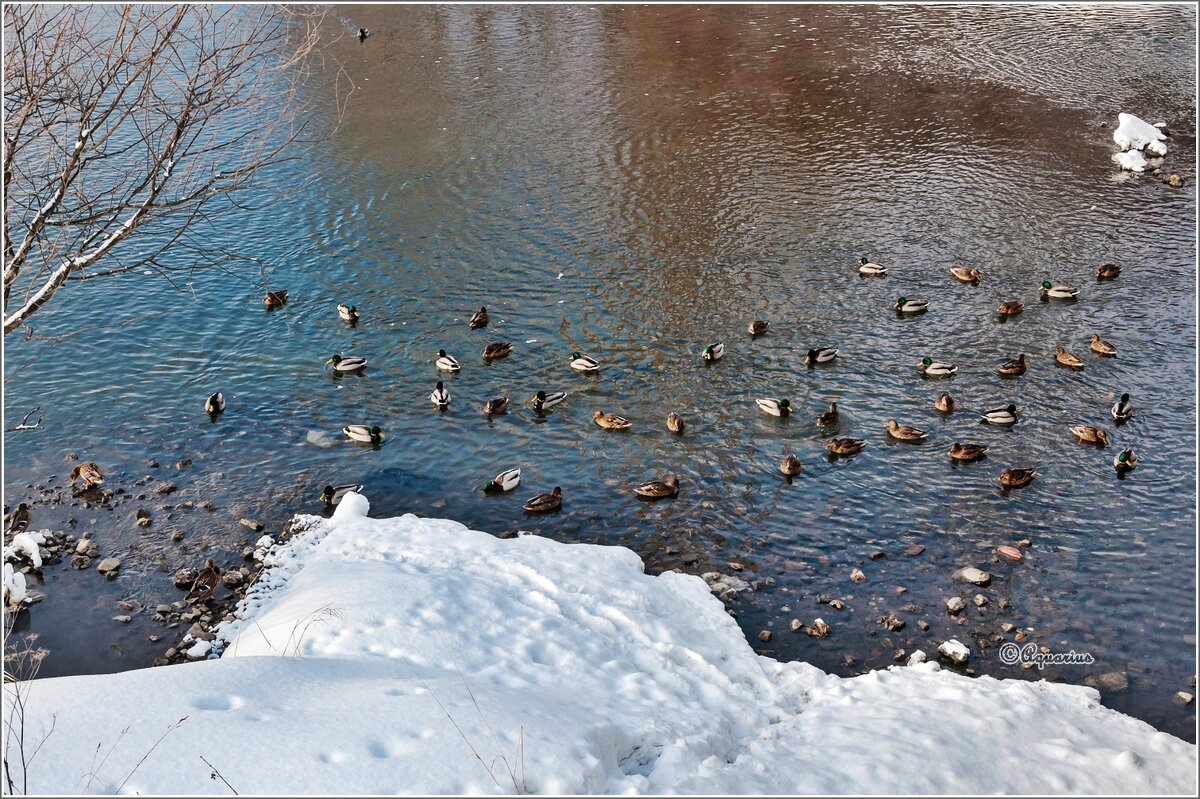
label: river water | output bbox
[4,4,1196,741]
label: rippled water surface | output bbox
[5,4,1196,740]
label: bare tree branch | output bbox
[3,5,349,334]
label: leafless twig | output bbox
[4,406,42,432]
[200,754,239,795]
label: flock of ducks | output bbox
[226,259,1140,517]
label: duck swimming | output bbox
[469,306,490,329]
[1090,333,1117,357]
[949,267,981,284]
[920,356,957,377]
[531,390,567,411]
[320,484,364,506]
[858,257,887,276]
[205,392,225,414]
[667,412,685,433]
[935,392,955,413]
[343,424,383,444]
[482,341,513,360]
[1111,392,1133,423]
[436,350,460,371]
[1041,281,1078,299]
[483,468,521,494]
[703,343,724,361]
[886,419,928,441]
[895,297,929,314]
[748,320,769,336]
[523,486,562,513]
[430,381,451,408]
[806,347,838,365]
[949,443,988,462]
[998,354,1026,376]
[570,352,599,371]
[634,476,680,499]
[593,410,631,430]
[756,398,791,418]
[327,354,367,372]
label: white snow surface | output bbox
[9,493,1196,794]
[1113,149,1150,172]
[1113,112,1168,154]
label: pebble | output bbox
[165,647,177,658]
[1001,622,1016,633]
[118,601,135,611]
[1175,691,1194,706]
[135,509,151,527]
[70,554,91,570]
[186,622,215,642]
[1168,173,1184,187]
[148,459,159,468]
[173,567,199,589]
[849,568,866,583]
[917,619,930,631]
[904,544,925,557]
[789,618,803,632]
[996,545,1022,561]
[176,459,192,470]
[222,571,244,589]
[156,604,172,614]
[200,500,216,511]
[153,481,178,495]
[171,531,184,542]
[946,597,967,615]
[113,615,131,623]
[148,635,162,642]
[1085,671,1129,692]
[938,639,971,664]
[728,561,744,572]
[829,599,844,610]
[758,630,772,642]
[841,654,856,667]
[973,594,988,607]
[878,615,905,631]
[96,557,121,576]
[806,619,831,638]
[907,650,927,666]
[955,567,991,586]
[868,551,885,560]
[240,518,264,532]
[75,538,92,555]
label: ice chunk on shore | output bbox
[1114,112,1167,155]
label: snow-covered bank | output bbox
[7,494,1196,794]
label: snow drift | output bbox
[6,493,1196,794]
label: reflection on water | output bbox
[4,4,1196,740]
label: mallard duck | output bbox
[998,354,1026,376]
[327,354,367,372]
[1111,392,1133,423]
[1069,425,1108,446]
[997,300,1024,316]
[827,437,866,456]
[634,475,679,499]
[593,410,631,430]
[263,290,288,308]
[482,397,509,416]
[1000,468,1037,488]
[858,257,887,276]
[703,343,725,361]
[756,398,791,418]
[895,297,928,314]
[337,304,359,323]
[70,461,104,490]
[935,392,955,413]
[920,356,957,377]
[1097,263,1121,280]
[343,424,384,444]
[482,341,512,360]
[357,27,369,40]
[570,352,599,371]
[1090,333,1117,357]
[185,559,221,603]
[816,402,839,427]
[482,468,521,494]
[469,306,490,329]
[1054,346,1085,369]
[886,419,928,441]
[1114,449,1138,473]
[949,443,988,462]
[780,454,803,477]
[531,390,567,411]
[430,381,451,408]
[980,404,1018,425]
[436,350,460,372]
[748,320,769,336]
[950,267,981,284]
[806,347,838,365]
[667,412,685,433]
[319,484,363,506]
[1041,281,1078,299]
[523,486,562,513]
[205,392,225,414]
[4,503,30,535]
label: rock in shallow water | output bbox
[954,567,991,587]
[938,639,971,664]
[96,558,120,576]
